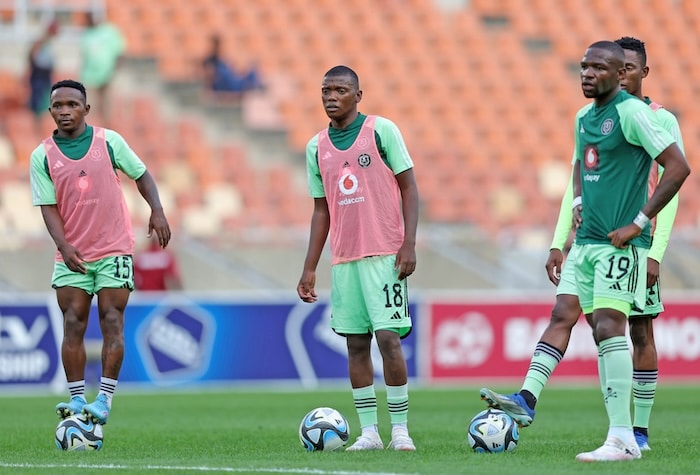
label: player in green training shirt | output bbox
[480,37,684,453]
[571,41,689,462]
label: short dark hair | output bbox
[50,79,87,102]
[615,36,647,67]
[587,40,625,66]
[324,65,360,90]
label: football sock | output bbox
[352,385,378,429]
[599,336,633,429]
[98,377,118,408]
[597,345,607,397]
[520,341,564,402]
[386,383,409,425]
[608,426,634,445]
[67,380,86,399]
[632,369,657,429]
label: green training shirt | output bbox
[305,113,414,198]
[574,90,675,248]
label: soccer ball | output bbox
[299,407,350,451]
[55,414,104,451]
[467,408,518,453]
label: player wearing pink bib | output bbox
[298,66,419,451]
[30,79,171,425]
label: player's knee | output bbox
[629,319,654,347]
[550,300,580,329]
[63,311,88,337]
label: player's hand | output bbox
[297,270,318,303]
[545,248,564,286]
[607,223,643,249]
[572,205,583,230]
[395,242,416,280]
[647,257,660,288]
[58,243,87,274]
[148,209,171,248]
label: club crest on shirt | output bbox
[357,153,371,168]
[90,147,103,160]
[601,118,614,135]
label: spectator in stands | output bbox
[30,79,171,427]
[27,19,58,130]
[297,66,419,452]
[202,34,264,99]
[133,234,183,291]
[79,11,125,123]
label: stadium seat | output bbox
[0,0,689,240]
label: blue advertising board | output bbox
[112,296,418,387]
[0,300,62,387]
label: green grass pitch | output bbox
[1,384,698,474]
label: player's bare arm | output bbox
[545,249,563,286]
[609,143,689,249]
[298,198,330,302]
[395,169,418,280]
[40,205,87,273]
[641,143,689,221]
[136,170,171,248]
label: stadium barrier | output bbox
[1,292,698,392]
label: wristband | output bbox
[633,211,650,229]
[571,196,582,209]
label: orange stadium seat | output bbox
[68,0,695,236]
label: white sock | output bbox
[67,380,85,399]
[608,426,634,445]
[392,423,408,434]
[98,377,118,408]
[361,425,379,436]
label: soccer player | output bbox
[30,79,171,425]
[297,66,419,451]
[571,40,688,461]
[480,37,684,453]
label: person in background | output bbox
[79,11,125,123]
[202,34,264,99]
[28,19,59,131]
[133,234,182,291]
[297,65,419,451]
[30,79,171,426]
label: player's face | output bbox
[580,47,623,100]
[49,87,90,137]
[321,74,361,126]
[619,50,648,98]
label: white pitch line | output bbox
[0,462,418,475]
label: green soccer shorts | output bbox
[330,255,412,338]
[52,255,134,296]
[573,243,648,317]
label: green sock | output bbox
[632,370,657,429]
[386,384,408,425]
[521,342,564,400]
[352,385,378,429]
[597,346,606,397]
[599,336,633,429]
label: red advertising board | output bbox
[428,299,700,382]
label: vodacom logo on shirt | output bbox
[338,167,358,195]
